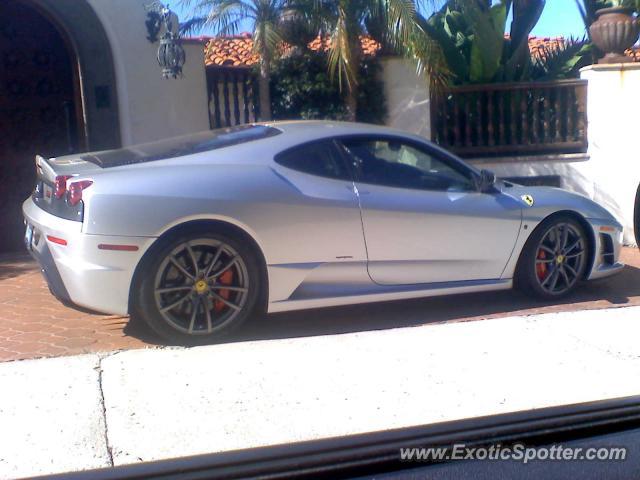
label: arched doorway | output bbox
[0,0,85,251]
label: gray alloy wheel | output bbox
[135,229,263,344]
[516,215,589,300]
[153,238,250,335]
[533,222,586,296]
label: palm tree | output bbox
[180,0,286,120]
[292,0,445,120]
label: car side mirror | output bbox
[478,169,496,192]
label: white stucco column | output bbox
[380,57,431,139]
[580,63,640,245]
[87,0,210,146]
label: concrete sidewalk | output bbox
[2,306,640,479]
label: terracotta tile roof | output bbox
[525,36,566,59]
[305,35,382,57]
[203,33,259,66]
[202,33,381,67]
[199,34,638,67]
[517,35,639,62]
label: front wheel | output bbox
[134,230,263,344]
[516,216,589,300]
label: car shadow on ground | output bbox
[0,253,36,281]
[125,264,640,347]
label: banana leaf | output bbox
[464,0,507,83]
[422,13,470,80]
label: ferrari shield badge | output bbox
[521,194,534,207]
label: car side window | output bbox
[341,138,476,192]
[275,140,351,180]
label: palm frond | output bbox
[532,37,591,81]
[408,19,453,91]
[207,0,255,34]
[179,16,209,35]
[253,18,284,56]
[327,3,358,91]
[382,0,417,49]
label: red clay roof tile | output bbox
[198,34,639,67]
[202,34,381,67]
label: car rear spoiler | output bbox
[35,155,57,184]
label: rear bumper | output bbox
[26,232,74,306]
[22,198,156,315]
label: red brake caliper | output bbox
[536,249,547,281]
[214,269,234,312]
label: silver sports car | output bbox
[23,121,624,342]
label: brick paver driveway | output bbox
[1,248,640,362]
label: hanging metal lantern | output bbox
[145,2,186,79]
[157,32,185,78]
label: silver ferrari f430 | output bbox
[23,121,624,342]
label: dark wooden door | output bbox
[0,0,84,251]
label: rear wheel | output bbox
[134,230,263,344]
[516,215,589,300]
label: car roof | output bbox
[57,121,437,171]
[263,120,400,137]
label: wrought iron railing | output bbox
[431,79,588,158]
[206,66,259,129]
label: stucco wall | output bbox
[86,0,210,146]
[381,57,431,138]
[579,63,640,245]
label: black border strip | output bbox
[37,395,640,480]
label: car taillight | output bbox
[67,180,93,206]
[54,175,72,198]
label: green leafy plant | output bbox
[414,6,468,82]
[421,0,547,85]
[531,37,593,81]
[268,51,386,123]
[463,0,508,83]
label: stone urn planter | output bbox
[590,7,640,63]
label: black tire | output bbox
[634,182,640,249]
[133,228,264,344]
[515,215,589,300]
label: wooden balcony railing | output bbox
[430,79,588,158]
[206,66,259,129]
